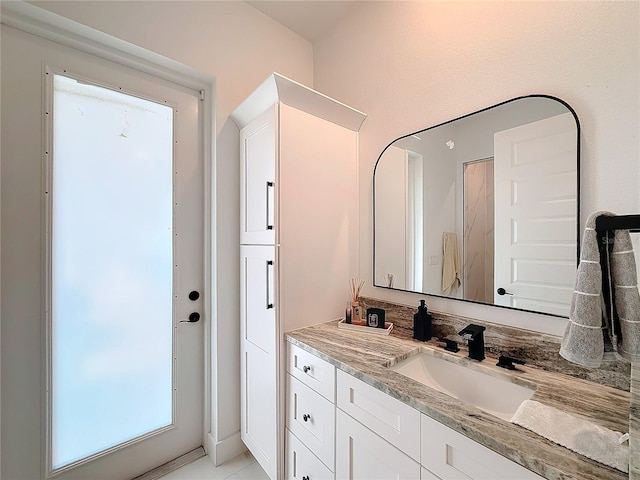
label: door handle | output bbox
[497,288,514,296]
[266,260,274,310]
[180,312,200,323]
[266,181,274,231]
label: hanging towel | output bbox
[441,232,461,295]
[510,400,629,473]
[611,229,640,362]
[559,211,613,367]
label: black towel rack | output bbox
[595,214,640,233]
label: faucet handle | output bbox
[496,355,526,370]
[458,324,486,340]
[437,337,459,353]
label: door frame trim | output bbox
[0,2,217,474]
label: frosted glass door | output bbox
[44,65,203,479]
[2,27,203,480]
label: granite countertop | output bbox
[286,320,630,480]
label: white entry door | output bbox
[1,25,204,480]
[493,112,578,316]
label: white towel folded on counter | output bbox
[510,399,629,473]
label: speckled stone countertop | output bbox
[286,320,630,480]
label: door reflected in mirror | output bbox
[374,96,579,317]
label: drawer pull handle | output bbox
[302,414,311,422]
[302,365,311,373]
[303,477,310,480]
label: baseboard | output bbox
[206,431,246,466]
[132,447,206,480]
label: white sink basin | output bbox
[388,350,536,421]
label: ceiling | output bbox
[246,1,359,42]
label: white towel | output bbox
[511,400,629,473]
[442,232,461,295]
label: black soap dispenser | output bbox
[413,300,432,342]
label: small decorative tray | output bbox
[337,318,394,336]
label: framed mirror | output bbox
[373,96,580,317]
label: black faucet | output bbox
[458,324,486,361]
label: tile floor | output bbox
[160,452,269,480]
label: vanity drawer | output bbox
[287,374,335,469]
[288,342,335,401]
[336,369,420,462]
[421,414,544,480]
[335,409,420,480]
[286,429,334,480]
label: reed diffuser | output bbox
[349,278,365,322]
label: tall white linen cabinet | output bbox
[230,74,366,479]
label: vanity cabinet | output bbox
[332,367,544,480]
[233,74,365,479]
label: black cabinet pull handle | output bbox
[303,476,310,480]
[302,365,311,373]
[266,260,274,309]
[302,414,311,422]
[266,181,274,231]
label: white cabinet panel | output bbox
[286,429,334,480]
[421,415,544,480]
[240,106,277,245]
[336,369,421,461]
[241,342,277,479]
[241,245,276,353]
[287,343,335,402]
[336,409,421,480]
[278,104,358,332]
[240,245,277,479]
[287,375,335,469]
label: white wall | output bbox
[314,0,640,335]
[13,0,314,465]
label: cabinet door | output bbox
[336,409,421,480]
[240,106,277,245]
[287,375,335,469]
[240,245,277,479]
[286,429,334,480]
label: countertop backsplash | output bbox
[360,296,631,392]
